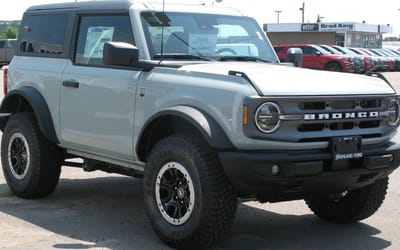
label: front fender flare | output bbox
[137,106,234,159]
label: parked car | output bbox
[374,49,400,71]
[319,44,364,73]
[348,47,379,71]
[386,48,400,56]
[358,48,388,71]
[0,39,16,65]
[366,49,396,71]
[326,45,373,73]
[274,44,354,72]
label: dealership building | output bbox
[264,22,393,48]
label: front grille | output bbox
[331,101,355,109]
[360,100,381,108]
[298,123,324,132]
[329,122,354,130]
[296,99,383,133]
[249,96,396,143]
[359,120,380,128]
[300,102,325,110]
[244,95,397,143]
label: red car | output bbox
[274,44,354,72]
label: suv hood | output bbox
[179,62,395,96]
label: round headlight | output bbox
[388,99,400,126]
[255,102,282,133]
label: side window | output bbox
[8,40,16,48]
[0,41,5,49]
[310,47,318,54]
[300,46,312,55]
[75,15,134,66]
[19,14,68,55]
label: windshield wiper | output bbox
[154,54,214,61]
[218,56,272,63]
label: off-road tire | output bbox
[1,113,63,198]
[143,134,237,249]
[305,177,388,224]
[325,62,342,72]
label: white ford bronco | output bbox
[1,1,400,249]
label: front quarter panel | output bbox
[133,67,256,158]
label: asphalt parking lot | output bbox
[0,71,400,249]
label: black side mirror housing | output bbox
[103,42,139,67]
[286,48,303,67]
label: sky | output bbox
[1,0,400,36]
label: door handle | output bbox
[62,80,79,88]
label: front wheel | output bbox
[143,134,237,249]
[305,177,389,224]
[325,62,342,72]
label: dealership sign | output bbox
[320,23,354,31]
[301,23,319,31]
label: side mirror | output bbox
[103,42,139,67]
[315,51,322,56]
[286,48,303,67]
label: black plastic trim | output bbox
[0,86,59,143]
[218,141,400,199]
[229,70,263,96]
[136,106,234,160]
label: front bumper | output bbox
[218,141,400,202]
[342,61,354,72]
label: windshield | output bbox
[140,11,278,62]
[320,45,342,54]
[314,46,330,55]
[351,48,368,56]
[336,46,357,56]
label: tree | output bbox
[0,25,18,39]
[383,36,400,41]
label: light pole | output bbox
[275,10,282,23]
[317,14,324,23]
[299,2,305,23]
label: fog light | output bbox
[272,164,280,175]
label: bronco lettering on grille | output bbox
[304,111,379,121]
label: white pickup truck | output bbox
[0,39,16,65]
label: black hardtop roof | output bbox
[26,0,133,13]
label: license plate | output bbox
[331,136,363,161]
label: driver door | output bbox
[60,14,140,161]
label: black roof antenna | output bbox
[142,2,168,65]
[159,0,166,65]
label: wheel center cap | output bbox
[177,187,185,199]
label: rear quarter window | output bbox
[18,13,70,57]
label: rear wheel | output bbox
[143,134,237,249]
[1,113,63,198]
[305,177,388,223]
[325,62,342,72]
